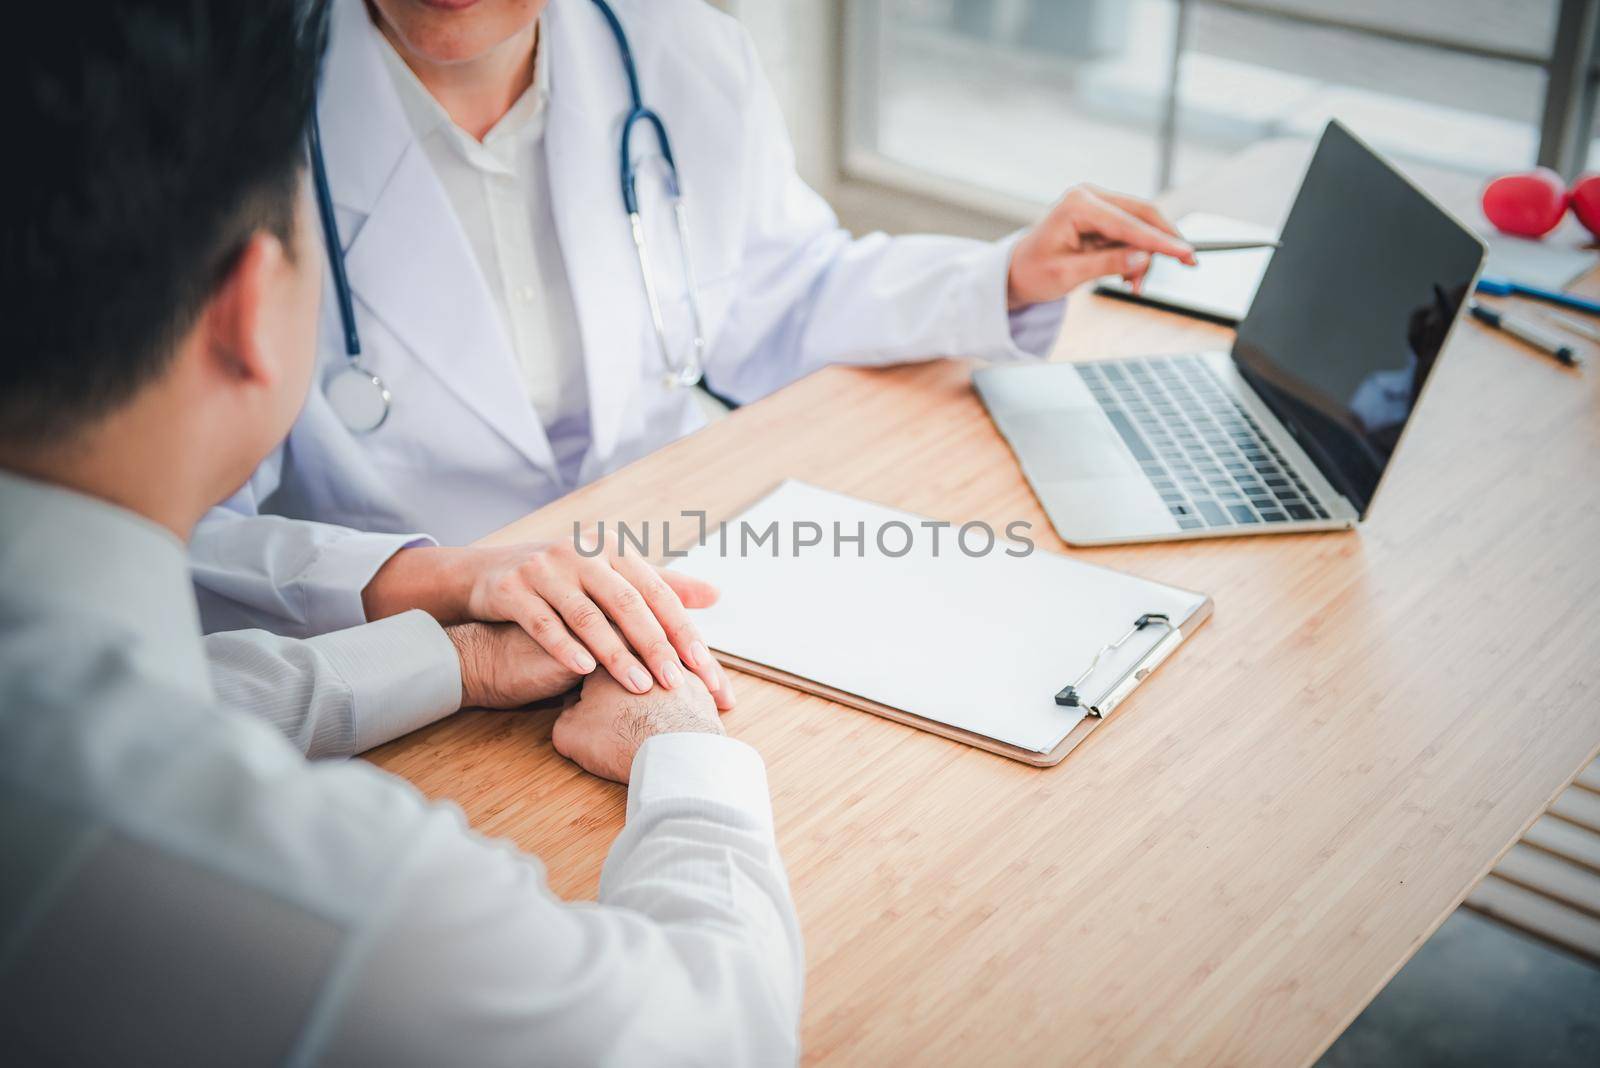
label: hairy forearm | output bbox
[362,545,478,624]
[612,694,726,749]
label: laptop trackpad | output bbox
[1002,410,1139,482]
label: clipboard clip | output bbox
[1055,612,1176,716]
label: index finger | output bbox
[1075,194,1196,265]
[1092,188,1186,241]
[610,554,726,701]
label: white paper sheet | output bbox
[1481,232,1596,291]
[670,482,1208,753]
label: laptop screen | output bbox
[1231,121,1484,517]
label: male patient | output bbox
[0,1,801,1063]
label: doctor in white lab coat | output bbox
[191,0,1195,696]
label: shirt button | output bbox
[516,285,536,303]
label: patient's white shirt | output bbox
[0,470,802,1064]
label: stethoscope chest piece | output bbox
[326,364,392,434]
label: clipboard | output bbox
[670,481,1213,767]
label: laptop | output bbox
[974,120,1486,545]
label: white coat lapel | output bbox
[543,0,651,472]
[320,0,557,474]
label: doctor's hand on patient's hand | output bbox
[1006,185,1197,309]
[552,667,723,784]
[364,535,735,710]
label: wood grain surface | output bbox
[368,139,1600,1066]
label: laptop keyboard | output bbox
[1076,355,1330,531]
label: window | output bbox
[844,0,1600,220]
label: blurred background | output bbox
[717,0,1600,237]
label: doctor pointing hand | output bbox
[1007,185,1198,308]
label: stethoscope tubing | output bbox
[311,0,709,434]
[309,109,361,360]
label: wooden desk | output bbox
[369,140,1600,1066]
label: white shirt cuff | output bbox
[1008,293,1068,358]
[958,232,1065,364]
[306,609,462,752]
[627,733,774,832]
[299,531,435,632]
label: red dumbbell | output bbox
[1481,167,1568,238]
[1570,174,1600,240]
[1481,166,1600,241]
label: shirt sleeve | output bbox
[204,610,462,758]
[4,661,802,1066]
[701,27,1064,406]
[313,733,804,1065]
[1003,236,1070,357]
[188,452,433,639]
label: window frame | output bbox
[840,0,1600,224]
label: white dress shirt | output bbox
[0,470,803,1064]
[377,26,592,486]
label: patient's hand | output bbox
[552,667,724,784]
[447,621,583,709]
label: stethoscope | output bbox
[311,0,708,435]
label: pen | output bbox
[1542,310,1600,344]
[1187,239,1281,252]
[1475,276,1600,318]
[1469,301,1579,367]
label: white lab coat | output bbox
[191,0,1063,637]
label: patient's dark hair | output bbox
[1,0,329,444]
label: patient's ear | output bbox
[200,230,292,389]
